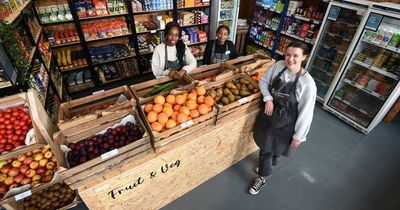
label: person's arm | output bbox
[203,41,213,65]
[228,41,239,59]
[151,45,169,78]
[293,82,317,143]
[182,46,197,74]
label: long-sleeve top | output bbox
[151,43,197,78]
[203,40,239,65]
[259,60,317,142]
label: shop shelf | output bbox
[60,65,89,73]
[132,9,173,14]
[352,59,399,81]
[219,18,233,21]
[100,77,123,85]
[177,5,211,10]
[51,41,81,49]
[79,13,129,21]
[281,31,314,44]
[361,38,400,54]
[311,65,334,77]
[85,32,132,43]
[253,40,273,51]
[275,49,284,56]
[255,2,282,14]
[316,56,340,67]
[252,21,278,31]
[287,13,321,24]
[187,41,208,46]
[320,44,346,54]
[314,77,329,87]
[342,78,385,100]
[92,54,136,66]
[181,22,209,28]
[40,19,74,26]
[136,28,164,34]
[333,95,373,118]
[2,0,32,24]
[139,51,153,55]
[326,32,352,42]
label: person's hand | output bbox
[291,139,301,148]
[264,100,274,116]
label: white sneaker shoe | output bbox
[249,177,267,195]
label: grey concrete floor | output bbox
[72,104,400,210]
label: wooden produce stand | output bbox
[188,62,237,85]
[74,104,260,210]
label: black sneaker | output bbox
[249,177,266,195]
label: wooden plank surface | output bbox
[77,108,259,210]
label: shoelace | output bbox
[253,178,265,190]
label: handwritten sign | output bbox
[180,120,194,128]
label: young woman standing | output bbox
[203,25,239,64]
[152,22,197,79]
[250,41,317,195]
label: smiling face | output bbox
[284,46,307,72]
[217,27,229,44]
[166,26,180,46]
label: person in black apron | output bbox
[203,25,239,65]
[249,41,317,195]
[151,22,197,79]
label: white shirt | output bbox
[151,43,197,78]
[259,60,317,142]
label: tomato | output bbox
[6,133,13,140]
[12,135,19,141]
[5,108,12,113]
[0,118,3,123]
[0,130,5,135]
[11,111,19,117]
[5,144,13,151]
[21,130,28,136]
[4,114,10,119]
[4,120,10,125]
[6,130,12,134]
[0,138,6,144]
[6,124,13,130]
[18,135,25,141]
[0,124,4,129]
[18,121,26,127]
[13,141,23,147]
[14,130,22,135]
[13,125,21,130]
[22,115,30,121]
[9,117,16,122]
[0,143,4,148]
[22,125,29,131]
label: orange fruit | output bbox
[144,104,153,113]
[173,104,181,112]
[176,95,185,105]
[163,103,172,108]
[154,95,165,105]
[151,122,163,132]
[171,111,178,120]
[187,93,197,101]
[204,96,214,107]
[152,104,163,113]
[166,95,176,105]
[157,113,169,125]
[182,92,188,100]
[189,109,200,118]
[162,106,174,117]
[147,111,158,123]
[197,96,205,104]
[186,100,198,110]
[196,86,206,96]
[165,119,177,129]
[198,104,209,115]
[177,113,188,123]
[179,106,190,116]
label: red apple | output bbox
[0,173,6,182]
[33,153,43,161]
[0,183,8,194]
[31,174,41,182]
[11,160,22,168]
[25,169,36,178]
[19,165,29,174]
[8,167,19,177]
[32,148,42,154]
[0,164,11,174]
[38,159,48,167]
[21,177,31,185]
[23,157,33,165]
[44,151,53,159]
[4,176,14,185]
[29,161,39,169]
[9,183,19,189]
[46,162,55,170]
[17,154,27,162]
[36,166,46,175]
[13,174,24,183]
[41,175,52,183]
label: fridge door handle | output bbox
[337,55,348,74]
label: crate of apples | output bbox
[0,145,57,199]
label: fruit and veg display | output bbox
[251,70,266,83]
[146,82,178,97]
[144,86,214,132]
[0,105,33,154]
[22,183,76,210]
[66,121,143,167]
[0,145,57,197]
[239,59,275,73]
[206,77,259,105]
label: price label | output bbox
[150,30,156,34]
[101,149,119,160]
[238,97,249,104]
[15,190,32,201]
[180,120,194,128]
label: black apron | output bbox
[253,67,301,157]
[211,40,230,64]
[164,44,184,71]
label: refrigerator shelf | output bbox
[314,77,329,87]
[311,65,334,77]
[343,78,385,100]
[252,21,278,31]
[361,38,400,54]
[333,96,373,118]
[320,44,346,54]
[281,31,314,44]
[352,60,399,81]
[316,56,340,67]
[286,14,321,24]
[326,32,352,42]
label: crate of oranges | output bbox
[140,86,217,150]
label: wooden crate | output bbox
[0,90,55,162]
[225,54,275,75]
[203,73,262,125]
[130,75,194,105]
[138,87,218,151]
[187,62,237,86]
[55,108,152,183]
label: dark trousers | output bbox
[258,149,279,177]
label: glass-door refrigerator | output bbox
[210,0,240,42]
[323,2,400,134]
[305,0,370,102]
